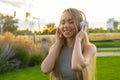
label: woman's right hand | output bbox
[55,28,65,46]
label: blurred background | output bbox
[0,0,120,80]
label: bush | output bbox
[0,46,17,73]
[29,51,45,67]
[0,32,45,73]
[40,37,51,54]
[13,46,30,68]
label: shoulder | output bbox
[89,43,97,55]
[84,43,97,55]
[89,43,97,51]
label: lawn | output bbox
[97,49,120,52]
[0,56,120,80]
[0,66,49,80]
[97,56,120,80]
[91,39,120,48]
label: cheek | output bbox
[72,30,77,36]
[59,24,77,35]
[59,25,63,30]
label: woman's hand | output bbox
[55,28,65,46]
[76,24,88,41]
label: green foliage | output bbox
[89,27,105,33]
[46,23,55,27]
[13,46,30,68]
[41,29,48,35]
[0,45,30,73]
[0,46,17,73]
[0,32,30,72]
[40,37,52,54]
[114,21,119,30]
[14,29,31,35]
[0,13,18,34]
[88,27,120,33]
[29,51,45,67]
[0,57,120,80]
[0,32,46,73]
[40,23,57,35]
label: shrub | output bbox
[0,45,30,74]
[13,46,30,68]
[0,32,43,73]
[0,46,17,73]
[40,37,52,54]
[29,51,45,67]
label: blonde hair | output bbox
[50,8,96,80]
[60,8,96,80]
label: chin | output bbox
[64,35,75,39]
[62,31,76,39]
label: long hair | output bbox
[50,8,96,80]
[62,8,97,80]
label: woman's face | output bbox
[59,11,76,39]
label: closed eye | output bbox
[69,20,74,24]
[60,20,65,25]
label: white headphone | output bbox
[79,11,87,27]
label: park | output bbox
[0,1,120,79]
[0,31,120,80]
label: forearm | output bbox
[72,38,87,71]
[41,42,62,74]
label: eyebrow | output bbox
[60,18,73,22]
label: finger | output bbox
[81,23,87,32]
[81,24,84,31]
[55,28,59,37]
[56,28,61,38]
[84,24,88,32]
[83,24,86,31]
[58,28,61,35]
[58,29,63,38]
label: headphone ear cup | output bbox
[79,21,88,32]
[78,21,85,32]
[80,21,86,27]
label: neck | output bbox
[66,38,75,48]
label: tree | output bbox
[0,13,18,34]
[45,23,57,34]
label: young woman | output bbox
[41,8,97,80]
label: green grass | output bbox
[91,39,120,47]
[97,49,120,52]
[0,56,120,80]
[0,66,49,80]
[97,56,120,80]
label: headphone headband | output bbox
[80,11,86,21]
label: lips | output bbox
[63,30,71,35]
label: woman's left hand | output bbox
[76,24,88,41]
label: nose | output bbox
[64,22,69,28]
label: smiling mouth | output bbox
[63,30,71,34]
[64,30,71,32]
